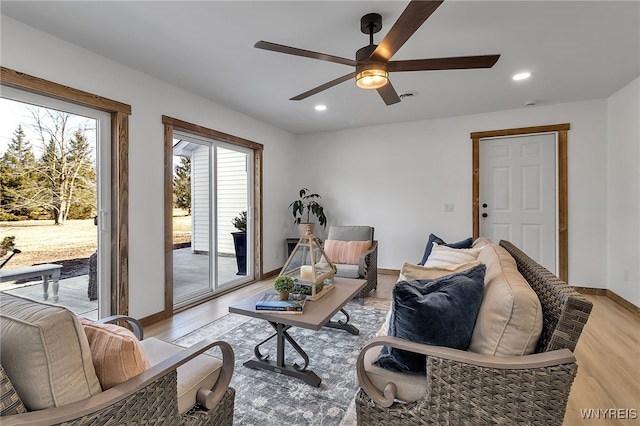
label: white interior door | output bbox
[480,133,557,273]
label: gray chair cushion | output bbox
[327,226,373,241]
[335,263,360,279]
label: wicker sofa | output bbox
[355,239,593,426]
[0,293,235,426]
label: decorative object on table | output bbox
[280,230,336,300]
[231,210,247,275]
[273,275,294,300]
[255,292,306,314]
[288,187,327,237]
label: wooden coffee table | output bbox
[228,277,366,386]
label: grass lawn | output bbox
[1,214,193,270]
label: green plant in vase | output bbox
[289,187,327,236]
[274,275,295,300]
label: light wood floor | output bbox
[146,274,640,425]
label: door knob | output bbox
[482,213,488,218]
[482,203,488,208]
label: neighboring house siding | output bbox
[217,147,248,255]
[192,146,210,253]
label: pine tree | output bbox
[0,125,40,219]
[173,156,191,214]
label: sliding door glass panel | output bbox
[172,134,253,308]
[172,137,212,304]
[0,88,111,319]
[216,145,250,286]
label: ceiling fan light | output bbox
[356,65,389,90]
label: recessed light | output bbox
[314,105,327,111]
[513,72,531,81]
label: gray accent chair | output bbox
[326,225,378,297]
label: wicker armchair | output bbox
[355,240,592,426]
[0,299,235,426]
[326,225,378,297]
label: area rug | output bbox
[173,297,390,426]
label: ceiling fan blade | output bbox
[370,0,444,63]
[389,54,501,72]
[290,72,356,101]
[255,41,357,67]
[377,80,401,105]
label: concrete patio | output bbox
[1,249,246,319]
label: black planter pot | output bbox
[231,232,247,275]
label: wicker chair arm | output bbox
[358,240,378,276]
[96,315,144,339]
[2,339,234,426]
[195,340,235,410]
[357,336,576,408]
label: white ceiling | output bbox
[2,1,639,135]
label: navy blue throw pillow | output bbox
[419,234,473,265]
[373,264,486,374]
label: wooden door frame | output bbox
[1,66,131,315]
[471,123,570,282]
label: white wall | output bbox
[1,16,299,318]
[297,99,609,288]
[3,14,637,311]
[607,77,640,307]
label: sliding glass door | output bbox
[172,131,253,308]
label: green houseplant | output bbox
[289,187,327,236]
[231,211,247,275]
[273,275,295,300]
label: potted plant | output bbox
[231,211,247,275]
[289,187,327,236]
[273,275,294,300]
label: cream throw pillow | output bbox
[424,244,482,267]
[398,260,481,281]
[324,239,371,264]
[80,318,151,390]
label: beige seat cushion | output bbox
[0,293,102,411]
[356,309,427,403]
[79,318,151,390]
[469,243,543,355]
[140,337,223,415]
[359,339,427,403]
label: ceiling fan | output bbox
[254,0,500,106]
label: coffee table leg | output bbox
[325,308,359,335]
[244,321,322,387]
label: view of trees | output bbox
[0,109,96,224]
[173,156,191,213]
